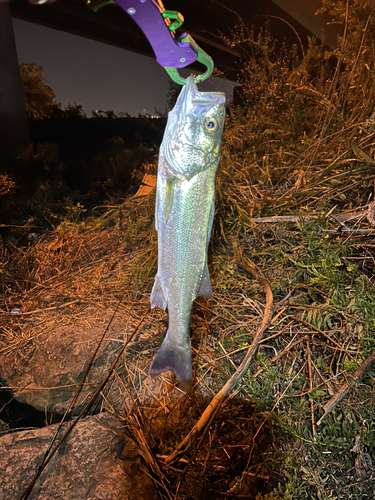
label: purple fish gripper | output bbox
[115,0,198,68]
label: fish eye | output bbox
[205,118,218,133]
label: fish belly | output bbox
[150,166,216,384]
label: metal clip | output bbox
[164,33,214,85]
[162,10,184,31]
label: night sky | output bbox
[11,1,331,117]
[12,17,173,117]
[12,17,237,117]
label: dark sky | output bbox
[11,1,333,117]
[12,17,237,117]
[12,17,173,116]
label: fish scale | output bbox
[149,76,226,388]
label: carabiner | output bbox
[163,33,214,85]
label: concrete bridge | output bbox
[1,0,339,164]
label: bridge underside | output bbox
[9,0,337,82]
[2,0,339,164]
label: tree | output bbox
[62,101,86,119]
[19,63,61,120]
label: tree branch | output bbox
[165,260,274,464]
[316,348,375,426]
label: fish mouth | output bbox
[185,76,226,106]
[171,76,226,121]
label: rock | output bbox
[0,412,158,500]
[0,316,129,416]
[0,379,51,429]
[0,312,194,420]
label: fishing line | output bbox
[17,291,127,500]
[17,295,150,500]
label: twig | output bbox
[306,341,316,440]
[252,336,307,379]
[250,215,318,223]
[275,288,295,307]
[316,348,375,426]
[366,201,375,227]
[249,207,371,224]
[259,14,304,57]
[17,303,151,500]
[0,383,96,392]
[0,299,81,316]
[0,224,43,229]
[165,259,273,464]
[287,314,357,358]
[339,228,375,236]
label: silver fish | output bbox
[149,76,226,387]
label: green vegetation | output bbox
[19,63,60,120]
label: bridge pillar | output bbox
[0,0,30,168]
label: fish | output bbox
[149,75,226,388]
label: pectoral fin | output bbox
[154,182,159,232]
[164,177,177,224]
[198,262,213,299]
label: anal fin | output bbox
[198,262,213,299]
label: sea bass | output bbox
[149,76,226,387]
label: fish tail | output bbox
[150,331,192,389]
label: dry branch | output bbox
[306,341,316,440]
[316,348,375,426]
[249,206,371,224]
[0,299,81,316]
[165,259,273,464]
[366,201,375,227]
[250,215,318,223]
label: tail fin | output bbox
[150,331,192,388]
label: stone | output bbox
[0,311,190,421]
[0,412,158,500]
[0,316,128,416]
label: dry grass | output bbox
[3,8,375,498]
[2,170,374,498]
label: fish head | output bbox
[162,76,226,180]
